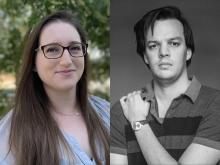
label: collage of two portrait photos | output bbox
[0,0,220,165]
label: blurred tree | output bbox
[0,0,110,115]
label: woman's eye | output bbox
[46,47,59,53]
[71,46,80,50]
[70,46,81,51]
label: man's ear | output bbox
[186,49,192,61]
[143,54,149,64]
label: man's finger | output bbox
[120,96,127,107]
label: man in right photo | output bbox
[110,5,220,165]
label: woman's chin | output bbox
[47,82,77,92]
[58,83,77,91]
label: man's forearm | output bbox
[110,153,128,165]
[135,124,178,165]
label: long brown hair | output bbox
[9,11,109,165]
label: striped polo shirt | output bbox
[110,76,220,164]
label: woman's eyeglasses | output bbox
[35,42,88,59]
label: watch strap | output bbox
[139,115,151,124]
[132,115,151,131]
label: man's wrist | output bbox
[130,117,146,124]
[131,115,151,131]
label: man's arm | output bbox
[110,101,130,164]
[134,123,220,164]
[110,153,128,165]
[120,91,220,164]
[179,143,220,164]
[134,123,177,164]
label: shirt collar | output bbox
[142,76,201,103]
[185,76,201,103]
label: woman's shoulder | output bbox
[0,110,15,164]
[89,95,109,109]
[88,95,110,128]
[0,110,13,132]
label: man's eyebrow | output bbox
[168,37,183,41]
[147,37,184,44]
[147,40,159,44]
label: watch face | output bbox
[136,122,141,129]
[133,121,142,131]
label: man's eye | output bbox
[148,44,158,50]
[169,41,180,47]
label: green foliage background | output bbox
[0,0,110,116]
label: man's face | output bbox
[144,19,192,82]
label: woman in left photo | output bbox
[0,11,109,165]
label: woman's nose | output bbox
[59,49,72,66]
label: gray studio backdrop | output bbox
[110,0,220,105]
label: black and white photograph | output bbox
[110,0,220,164]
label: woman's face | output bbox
[35,21,85,92]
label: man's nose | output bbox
[159,44,169,58]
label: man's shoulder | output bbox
[199,85,220,101]
[197,85,220,116]
[111,100,123,116]
[200,85,220,94]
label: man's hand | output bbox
[120,90,150,124]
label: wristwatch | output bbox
[132,116,151,131]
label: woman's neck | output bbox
[44,86,78,114]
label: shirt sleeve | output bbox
[193,92,220,150]
[110,101,129,155]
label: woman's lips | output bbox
[55,69,75,76]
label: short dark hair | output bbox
[134,6,195,67]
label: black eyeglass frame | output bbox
[35,42,88,59]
